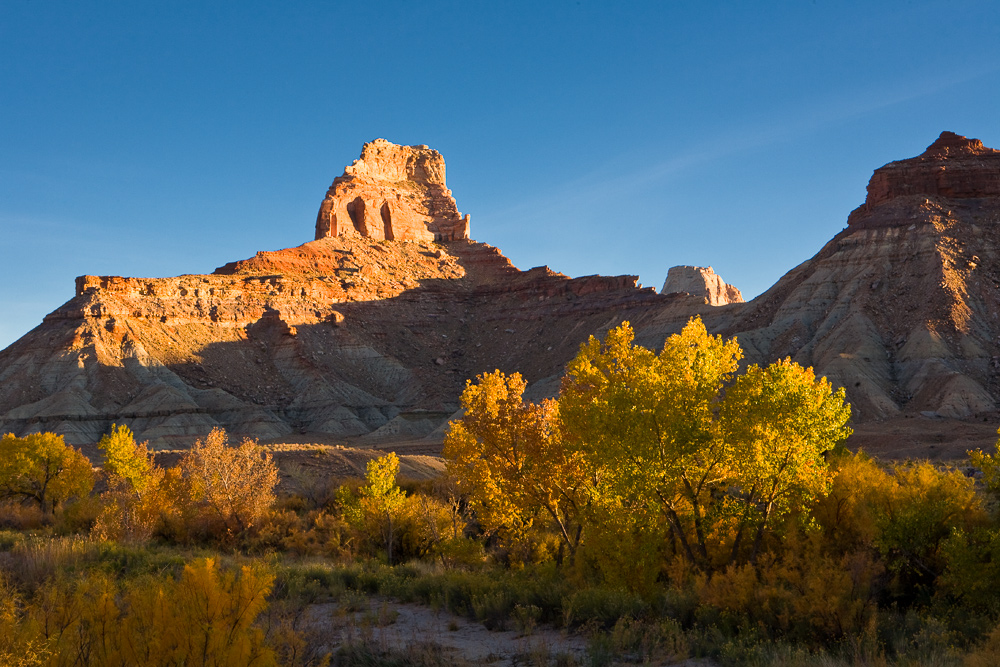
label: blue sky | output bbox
[2,1,999,349]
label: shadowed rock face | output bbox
[4,133,1000,459]
[314,139,470,243]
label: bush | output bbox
[815,452,987,605]
[694,537,883,642]
[2,557,277,666]
[966,622,1000,667]
[180,428,279,539]
[939,527,1000,614]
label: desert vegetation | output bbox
[2,318,1000,665]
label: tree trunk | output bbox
[750,501,773,564]
[664,505,700,569]
[387,514,394,565]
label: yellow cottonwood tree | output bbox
[94,423,170,543]
[358,452,407,564]
[444,370,589,558]
[0,433,93,514]
[559,319,741,570]
[720,359,852,562]
[97,424,152,494]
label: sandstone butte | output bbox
[315,138,470,243]
[661,266,743,306]
[1,132,1000,461]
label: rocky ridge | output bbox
[713,132,1000,447]
[0,143,675,450]
[3,132,1000,459]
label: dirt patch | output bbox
[848,414,998,461]
[300,595,589,665]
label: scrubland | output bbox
[2,318,1000,666]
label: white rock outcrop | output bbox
[661,266,743,306]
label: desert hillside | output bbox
[2,133,999,458]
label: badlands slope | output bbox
[2,133,999,459]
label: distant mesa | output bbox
[315,138,471,243]
[661,265,743,306]
[726,129,1000,446]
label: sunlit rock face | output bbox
[6,132,1000,459]
[0,140,684,450]
[850,131,1000,227]
[315,139,470,243]
[661,266,743,306]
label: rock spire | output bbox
[315,138,471,243]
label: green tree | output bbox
[444,370,589,559]
[559,318,742,571]
[720,359,852,562]
[359,452,407,564]
[0,432,93,514]
[97,423,152,494]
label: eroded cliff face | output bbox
[722,132,1000,428]
[850,131,1000,224]
[314,139,470,243]
[5,132,1000,459]
[0,232,670,450]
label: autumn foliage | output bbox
[180,428,279,536]
[0,432,93,515]
[443,371,588,560]
[0,558,276,667]
[6,316,1000,662]
[448,318,853,580]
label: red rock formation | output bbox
[1,227,672,449]
[315,139,470,243]
[8,132,1000,461]
[848,131,1000,228]
[660,266,743,305]
[718,131,1000,436]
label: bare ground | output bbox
[293,594,707,667]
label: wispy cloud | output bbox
[483,63,1000,225]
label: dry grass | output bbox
[0,534,102,590]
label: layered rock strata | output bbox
[849,131,1000,227]
[0,234,669,450]
[661,265,743,305]
[716,132,1000,425]
[315,139,470,243]
[5,132,1000,460]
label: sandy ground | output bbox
[298,595,589,665]
[289,594,713,666]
